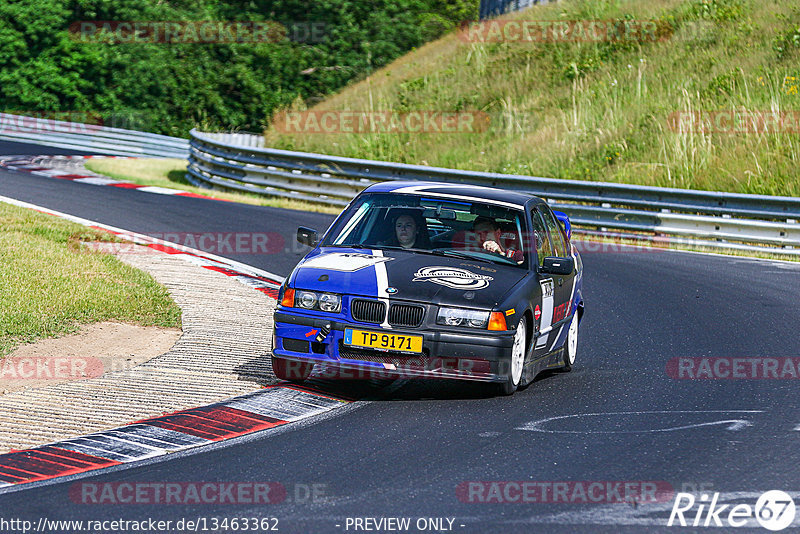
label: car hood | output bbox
[290,247,529,309]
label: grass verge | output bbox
[0,202,182,357]
[84,158,340,214]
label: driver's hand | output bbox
[482,240,503,254]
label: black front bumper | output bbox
[273,310,516,382]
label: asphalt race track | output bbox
[0,141,334,277]
[2,140,800,533]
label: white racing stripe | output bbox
[372,249,392,329]
[300,253,390,272]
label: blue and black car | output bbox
[272,181,584,395]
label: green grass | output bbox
[0,202,182,356]
[265,0,800,197]
[84,158,340,214]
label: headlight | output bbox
[297,290,318,309]
[293,290,341,313]
[318,293,341,312]
[436,307,490,329]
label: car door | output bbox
[540,205,577,353]
[529,207,556,356]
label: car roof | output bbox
[364,181,543,209]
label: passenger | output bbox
[394,214,418,249]
[381,210,430,249]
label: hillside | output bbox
[266,0,800,196]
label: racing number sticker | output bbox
[540,279,554,298]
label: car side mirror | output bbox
[297,227,319,247]
[553,210,572,240]
[541,256,574,275]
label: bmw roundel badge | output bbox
[386,287,398,294]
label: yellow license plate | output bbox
[344,328,423,353]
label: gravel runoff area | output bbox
[0,248,277,453]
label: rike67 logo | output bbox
[668,490,796,531]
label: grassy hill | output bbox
[266,0,800,197]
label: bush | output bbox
[0,0,479,135]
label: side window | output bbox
[529,209,550,266]
[542,207,568,257]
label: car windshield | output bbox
[320,192,528,268]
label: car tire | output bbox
[271,355,314,382]
[496,319,527,396]
[562,312,579,372]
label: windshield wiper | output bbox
[326,243,373,249]
[375,245,416,252]
[326,244,509,266]
[428,248,497,264]
[376,245,488,262]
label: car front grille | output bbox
[351,299,386,323]
[339,344,430,368]
[388,304,425,327]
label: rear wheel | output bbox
[496,319,527,396]
[562,312,579,372]
[271,355,314,382]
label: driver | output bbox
[472,217,523,263]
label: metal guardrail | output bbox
[0,113,189,158]
[188,130,800,255]
[480,0,551,20]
